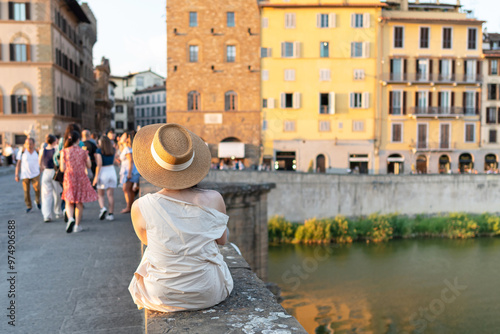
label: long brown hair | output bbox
[64,131,80,148]
[99,135,115,156]
[63,123,81,142]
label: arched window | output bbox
[225,91,237,111]
[11,83,32,114]
[188,91,200,111]
[9,33,31,62]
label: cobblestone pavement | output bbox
[0,172,144,333]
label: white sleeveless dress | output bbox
[128,193,234,312]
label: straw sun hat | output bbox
[133,123,211,190]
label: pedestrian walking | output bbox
[118,131,139,214]
[54,123,83,222]
[15,138,41,213]
[60,131,98,233]
[82,129,98,181]
[2,143,14,166]
[128,123,232,312]
[39,134,63,222]
[93,135,117,221]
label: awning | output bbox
[218,142,245,158]
[387,156,405,162]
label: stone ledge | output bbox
[145,244,306,334]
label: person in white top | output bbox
[128,123,233,312]
[15,138,41,213]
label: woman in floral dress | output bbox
[60,131,98,233]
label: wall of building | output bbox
[261,2,382,173]
[166,0,261,167]
[205,170,500,221]
[378,5,483,174]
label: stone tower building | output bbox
[166,0,261,167]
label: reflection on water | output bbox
[268,238,500,334]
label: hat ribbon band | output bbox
[150,143,195,172]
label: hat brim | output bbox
[133,124,211,190]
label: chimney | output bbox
[401,0,409,11]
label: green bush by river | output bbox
[268,213,500,244]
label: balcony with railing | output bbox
[410,107,479,117]
[384,73,482,84]
[416,141,456,151]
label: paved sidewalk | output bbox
[0,173,143,333]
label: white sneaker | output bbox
[99,207,107,220]
[73,225,84,233]
[106,214,115,221]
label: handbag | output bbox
[53,165,64,183]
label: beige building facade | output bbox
[0,0,95,149]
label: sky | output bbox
[81,0,499,79]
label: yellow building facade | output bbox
[379,1,483,174]
[260,0,385,173]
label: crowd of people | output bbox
[14,124,140,234]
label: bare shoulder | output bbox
[196,189,226,214]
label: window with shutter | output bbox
[362,92,370,108]
[467,28,477,50]
[487,107,497,124]
[284,69,295,81]
[394,27,404,48]
[285,13,296,29]
[268,98,275,109]
[442,27,452,49]
[319,121,331,132]
[351,13,363,28]
[262,17,269,29]
[284,120,296,132]
[464,123,475,142]
[262,70,269,81]
[329,92,335,114]
[319,69,331,81]
[420,27,430,48]
[391,123,402,142]
[489,130,497,143]
[293,92,301,109]
[352,121,365,132]
[351,42,363,58]
[281,42,294,58]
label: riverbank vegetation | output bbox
[268,213,500,244]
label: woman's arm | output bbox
[213,192,228,245]
[86,155,91,169]
[127,152,133,180]
[38,148,44,173]
[93,153,102,187]
[131,201,148,245]
[60,150,66,172]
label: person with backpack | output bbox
[15,138,41,213]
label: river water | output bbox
[268,238,500,334]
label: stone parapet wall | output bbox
[205,170,500,221]
[145,245,306,334]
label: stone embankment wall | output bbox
[205,170,500,221]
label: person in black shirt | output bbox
[82,129,98,182]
